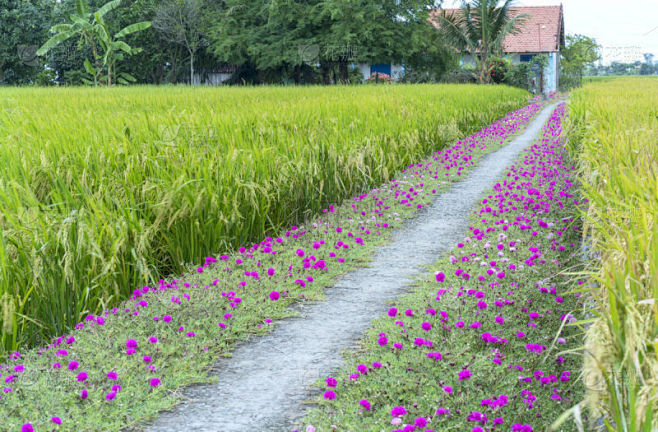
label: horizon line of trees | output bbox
[1,0,606,88]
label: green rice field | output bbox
[0,84,529,355]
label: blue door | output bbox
[370,63,391,75]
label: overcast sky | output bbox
[440,0,658,64]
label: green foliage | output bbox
[560,33,600,89]
[152,0,206,84]
[505,54,549,93]
[37,0,151,86]
[434,0,528,83]
[0,84,529,355]
[0,0,52,85]
[401,33,460,83]
[207,0,446,84]
[566,77,658,431]
[488,56,510,83]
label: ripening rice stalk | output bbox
[0,84,529,356]
[567,77,657,431]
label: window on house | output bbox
[520,55,534,62]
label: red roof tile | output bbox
[430,5,564,53]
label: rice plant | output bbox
[0,84,528,355]
[566,77,657,431]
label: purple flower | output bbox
[80,389,88,399]
[149,336,158,344]
[415,417,428,428]
[68,361,79,371]
[106,391,117,401]
[21,424,33,432]
[359,399,371,410]
[51,417,62,425]
[76,371,88,382]
[126,339,138,349]
[435,272,445,282]
[269,291,280,301]
[267,267,275,276]
[391,406,407,417]
[150,378,161,387]
[326,377,337,387]
[163,315,172,322]
[323,390,336,400]
[459,369,473,381]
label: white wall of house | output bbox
[354,64,371,81]
[391,64,404,80]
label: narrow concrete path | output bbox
[145,102,559,432]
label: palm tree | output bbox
[435,0,528,84]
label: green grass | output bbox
[0,84,529,355]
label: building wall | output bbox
[391,64,404,80]
[354,64,371,81]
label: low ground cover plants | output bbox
[300,103,586,432]
[0,100,544,431]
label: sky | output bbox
[440,0,658,65]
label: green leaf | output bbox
[119,72,137,82]
[75,0,89,17]
[112,40,133,54]
[83,58,95,76]
[95,0,122,20]
[50,24,73,34]
[116,22,152,39]
[36,32,75,56]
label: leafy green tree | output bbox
[208,0,315,83]
[152,0,206,84]
[37,0,151,85]
[208,0,446,84]
[560,33,600,88]
[0,0,52,85]
[434,0,527,83]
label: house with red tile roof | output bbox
[430,5,565,92]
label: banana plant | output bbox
[37,0,150,86]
